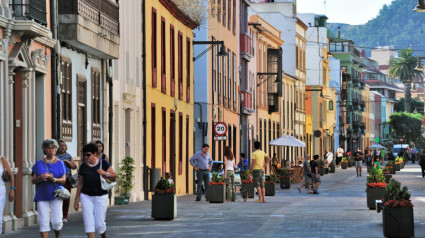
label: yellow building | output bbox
[250,15,284,174]
[145,0,198,195]
[362,86,372,149]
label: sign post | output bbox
[214,122,227,141]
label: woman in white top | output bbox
[223,146,236,202]
[0,156,15,234]
[326,149,334,166]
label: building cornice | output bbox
[159,0,199,30]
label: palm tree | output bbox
[388,48,424,113]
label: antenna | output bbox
[324,0,327,15]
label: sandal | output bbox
[307,192,313,194]
[255,200,262,203]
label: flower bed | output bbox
[208,181,225,185]
[384,199,414,208]
[242,180,253,184]
[366,182,387,188]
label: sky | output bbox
[297,0,395,25]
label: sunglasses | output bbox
[84,153,92,157]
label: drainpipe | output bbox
[142,0,148,201]
[51,0,59,139]
[107,59,113,205]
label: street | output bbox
[4,164,425,238]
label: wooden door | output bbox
[77,80,87,157]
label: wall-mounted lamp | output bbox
[193,40,228,61]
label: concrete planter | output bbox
[366,187,386,210]
[114,195,129,205]
[207,184,225,203]
[384,174,392,184]
[382,207,414,238]
[265,182,275,196]
[329,165,335,173]
[341,162,348,169]
[324,167,329,174]
[152,194,177,220]
[395,164,400,171]
[279,176,291,189]
[348,161,353,167]
[241,183,255,198]
[318,167,324,176]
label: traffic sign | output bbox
[214,136,227,141]
[214,122,227,136]
[375,137,380,143]
[400,138,404,142]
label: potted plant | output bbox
[115,156,135,205]
[382,179,414,238]
[382,167,392,184]
[207,172,226,203]
[347,157,353,167]
[366,167,387,210]
[240,169,254,198]
[152,177,177,220]
[329,161,335,173]
[318,160,325,176]
[341,157,348,169]
[278,168,291,189]
[265,174,277,196]
[394,157,402,171]
[386,160,395,174]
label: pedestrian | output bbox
[32,139,67,238]
[387,150,396,161]
[311,155,321,194]
[271,153,279,171]
[365,149,372,169]
[0,156,15,233]
[250,141,271,203]
[74,143,117,238]
[189,144,213,201]
[56,139,77,223]
[165,172,174,184]
[336,145,344,168]
[95,140,110,163]
[223,146,236,202]
[325,149,333,167]
[237,153,248,171]
[353,148,363,177]
[374,157,381,170]
[346,149,352,161]
[419,150,425,178]
[298,154,312,194]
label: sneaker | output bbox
[313,191,320,194]
[63,219,67,223]
[195,198,201,201]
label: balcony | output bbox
[10,0,51,37]
[352,78,360,88]
[360,80,365,90]
[359,100,366,111]
[240,33,252,61]
[58,0,120,59]
[241,91,254,114]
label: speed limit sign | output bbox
[214,122,227,136]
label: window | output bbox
[151,104,156,168]
[152,8,157,88]
[212,37,216,104]
[186,37,191,102]
[179,113,183,174]
[170,25,175,97]
[223,51,227,107]
[222,0,226,27]
[228,0,231,31]
[162,108,166,175]
[329,100,334,110]
[233,53,236,109]
[161,17,166,93]
[232,0,236,35]
[178,32,183,100]
[228,50,231,107]
[61,59,72,139]
[91,68,101,140]
[295,45,299,68]
[217,0,221,22]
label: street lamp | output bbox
[413,0,425,12]
[193,41,228,61]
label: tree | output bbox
[394,98,424,113]
[389,112,422,146]
[388,49,424,112]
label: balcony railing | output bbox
[240,33,251,57]
[10,0,47,26]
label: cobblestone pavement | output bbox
[3,163,425,238]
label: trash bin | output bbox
[150,168,161,191]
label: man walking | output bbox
[354,147,363,177]
[419,150,425,178]
[336,146,344,168]
[311,155,321,194]
[190,144,213,201]
[298,154,312,194]
[250,141,270,203]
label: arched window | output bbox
[329,100,334,110]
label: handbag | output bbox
[43,161,70,200]
[1,158,10,182]
[99,159,116,191]
[69,170,79,188]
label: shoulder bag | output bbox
[69,169,79,188]
[44,161,70,200]
[1,157,11,182]
[99,159,116,191]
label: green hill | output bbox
[327,0,425,55]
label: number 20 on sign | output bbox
[214,122,227,136]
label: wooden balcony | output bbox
[58,0,120,59]
[240,33,252,61]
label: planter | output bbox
[382,207,414,238]
[348,161,353,167]
[401,163,404,169]
[279,176,291,189]
[341,162,348,169]
[324,167,329,174]
[207,184,225,203]
[395,164,400,171]
[318,167,324,176]
[384,174,392,184]
[152,194,177,220]
[241,183,255,198]
[388,167,395,174]
[114,195,129,205]
[329,165,335,173]
[367,167,371,173]
[265,182,276,196]
[366,187,386,210]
